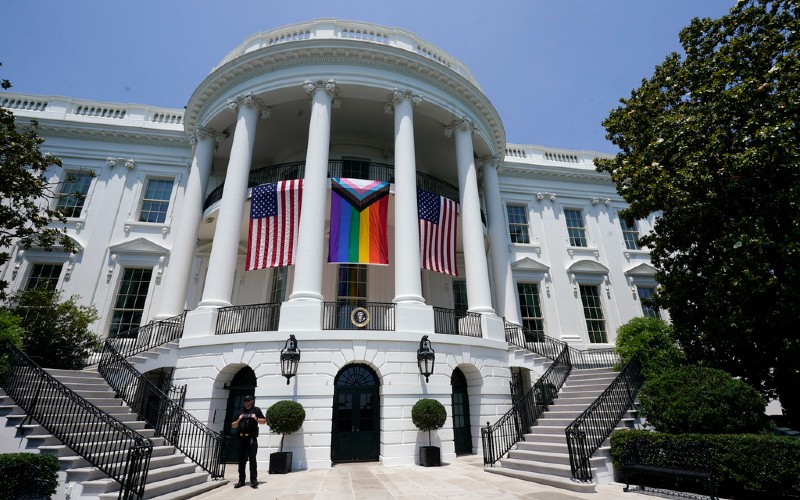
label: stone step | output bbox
[66,454,189,483]
[485,466,596,493]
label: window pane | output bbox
[637,287,661,319]
[337,264,367,303]
[56,171,92,218]
[506,205,530,244]
[452,280,468,311]
[270,267,288,303]
[620,219,640,250]
[579,285,607,343]
[517,282,544,337]
[109,268,153,337]
[25,264,62,291]
[138,178,174,223]
[565,209,587,247]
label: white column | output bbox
[388,89,424,304]
[446,118,494,314]
[199,93,268,307]
[157,128,224,318]
[482,157,520,323]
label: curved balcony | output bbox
[202,160,459,212]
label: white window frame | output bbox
[516,281,545,336]
[564,208,588,248]
[505,203,532,244]
[578,283,608,344]
[126,171,181,230]
[619,216,641,251]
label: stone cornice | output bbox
[498,163,611,184]
[35,120,189,149]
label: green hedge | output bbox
[0,453,60,500]
[611,430,800,498]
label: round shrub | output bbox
[615,317,684,379]
[639,365,768,434]
[0,452,60,500]
[265,400,305,452]
[412,399,446,447]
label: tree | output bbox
[1,64,74,297]
[595,1,800,425]
[614,317,685,380]
[4,289,101,370]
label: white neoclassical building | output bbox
[1,19,661,484]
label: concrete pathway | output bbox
[195,455,649,499]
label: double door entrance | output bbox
[331,364,380,462]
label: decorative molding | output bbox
[536,192,557,202]
[64,252,77,281]
[478,155,501,169]
[570,273,577,296]
[155,256,166,284]
[108,237,170,255]
[510,257,550,273]
[384,87,422,114]
[628,276,637,299]
[591,196,611,206]
[444,117,478,137]
[107,254,117,282]
[227,92,270,118]
[544,272,551,297]
[304,79,341,108]
[106,157,136,169]
[12,250,25,280]
[624,262,657,278]
[566,259,610,275]
[604,275,611,298]
[190,126,229,146]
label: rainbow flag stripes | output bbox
[328,178,390,265]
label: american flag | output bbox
[418,189,458,276]
[246,180,302,270]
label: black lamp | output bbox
[417,335,435,382]
[280,334,301,385]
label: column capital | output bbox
[384,88,423,114]
[478,156,502,169]
[106,157,136,169]
[444,117,479,137]
[303,79,341,108]
[228,92,271,118]
[190,126,229,146]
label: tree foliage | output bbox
[615,317,685,379]
[1,65,74,297]
[265,400,305,452]
[412,398,447,447]
[4,289,101,370]
[595,1,800,424]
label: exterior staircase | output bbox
[0,367,226,499]
[486,367,635,492]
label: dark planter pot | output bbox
[419,446,441,467]
[268,451,293,474]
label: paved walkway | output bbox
[195,455,650,499]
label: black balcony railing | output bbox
[216,303,281,334]
[322,302,395,331]
[203,160,460,211]
[482,343,571,466]
[1,343,152,499]
[566,357,643,482]
[503,320,620,368]
[109,312,186,359]
[432,307,482,337]
[98,342,227,479]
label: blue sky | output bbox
[1,0,734,153]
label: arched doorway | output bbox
[331,364,380,463]
[223,366,257,462]
[451,367,473,455]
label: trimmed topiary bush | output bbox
[0,452,60,500]
[265,400,305,452]
[611,430,800,498]
[615,317,684,379]
[639,365,769,434]
[412,398,446,447]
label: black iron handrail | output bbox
[504,320,620,368]
[321,302,395,331]
[109,312,186,359]
[432,307,482,337]
[1,343,152,499]
[216,303,281,334]
[98,342,227,479]
[566,357,643,482]
[202,160,460,211]
[481,344,572,466]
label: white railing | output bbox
[504,143,613,166]
[214,19,478,86]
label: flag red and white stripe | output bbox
[246,179,302,270]
[418,189,458,276]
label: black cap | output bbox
[243,395,253,402]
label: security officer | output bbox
[231,395,266,488]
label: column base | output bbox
[180,307,219,339]
[395,302,434,333]
[288,291,324,302]
[392,294,425,304]
[279,300,322,331]
[197,298,232,308]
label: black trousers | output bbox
[237,435,258,482]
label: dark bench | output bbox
[620,439,717,499]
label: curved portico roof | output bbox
[185,19,505,156]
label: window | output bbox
[637,286,661,319]
[25,264,62,291]
[270,266,288,303]
[337,264,367,305]
[341,158,371,180]
[620,218,640,250]
[109,268,153,337]
[517,282,544,338]
[506,204,530,244]
[453,280,467,312]
[56,171,92,218]
[564,209,587,247]
[579,284,607,343]
[138,178,174,223]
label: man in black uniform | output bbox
[231,395,266,488]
